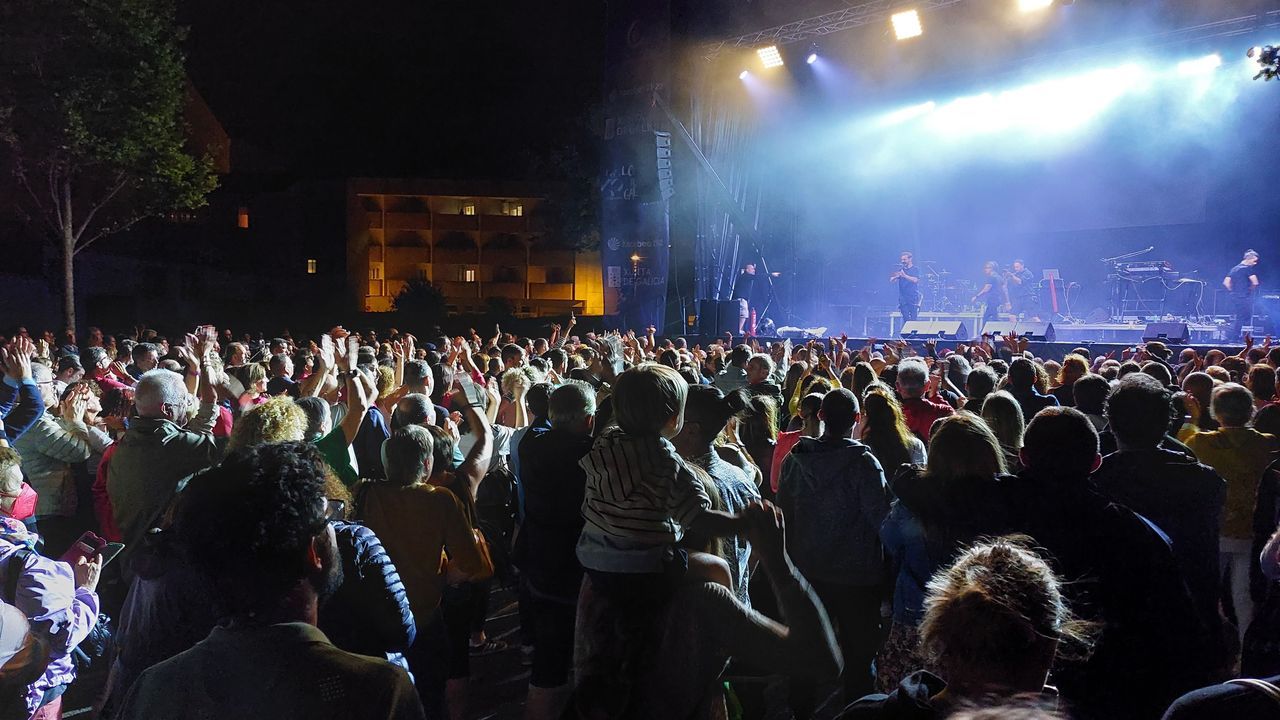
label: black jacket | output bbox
[1093,448,1226,633]
[893,469,1217,720]
[318,522,416,668]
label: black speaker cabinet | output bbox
[900,320,969,340]
[1143,322,1189,344]
[698,299,746,336]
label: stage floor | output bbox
[721,337,1241,363]
[852,310,1229,344]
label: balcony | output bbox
[485,282,525,299]
[385,212,431,231]
[433,214,481,232]
[480,214,528,233]
[440,281,479,299]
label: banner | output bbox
[599,0,670,331]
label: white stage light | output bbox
[891,10,923,40]
[1018,0,1054,12]
[739,70,750,80]
[757,45,784,68]
[1176,54,1222,76]
[807,52,818,65]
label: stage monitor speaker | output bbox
[900,320,969,340]
[982,321,1017,337]
[1018,321,1055,342]
[980,321,1054,342]
[698,299,745,336]
[1143,322,1190,344]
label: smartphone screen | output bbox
[456,375,485,406]
[98,542,125,567]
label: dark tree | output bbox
[0,0,218,334]
[393,279,447,324]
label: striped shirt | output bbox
[576,428,710,573]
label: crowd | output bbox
[0,319,1278,719]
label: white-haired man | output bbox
[107,330,221,581]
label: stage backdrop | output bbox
[600,0,671,331]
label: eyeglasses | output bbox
[322,498,346,523]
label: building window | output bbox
[236,206,249,229]
[463,267,476,283]
[461,203,476,216]
[306,259,317,274]
[502,201,524,217]
[369,262,384,281]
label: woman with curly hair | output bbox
[226,396,307,452]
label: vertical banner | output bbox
[600,0,671,331]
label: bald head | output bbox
[392,393,435,430]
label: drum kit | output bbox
[921,262,977,312]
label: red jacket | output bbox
[901,396,954,441]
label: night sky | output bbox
[179,1,608,179]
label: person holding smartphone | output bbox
[0,516,100,718]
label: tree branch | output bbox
[13,161,59,238]
[47,157,64,231]
[73,173,127,243]
[75,213,146,256]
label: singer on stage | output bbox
[1005,259,1036,319]
[1224,249,1260,341]
[890,251,921,323]
[732,262,778,335]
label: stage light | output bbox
[757,45,784,69]
[891,10,923,40]
[1177,54,1222,76]
[739,69,750,80]
[807,52,818,65]
[1018,0,1053,11]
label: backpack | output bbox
[474,457,519,586]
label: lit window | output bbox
[463,268,476,283]
[306,259,317,274]
[236,206,249,229]
[461,203,476,216]
[502,202,524,217]
[369,262,384,281]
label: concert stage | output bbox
[861,311,1229,345]
[712,337,1246,364]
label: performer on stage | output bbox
[1224,249,1260,341]
[889,251,922,323]
[1004,259,1037,319]
[972,261,1008,325]
[732,262,778,335]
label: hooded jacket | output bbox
[777,436,890,586]
[836,670,947,720]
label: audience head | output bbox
[852,362,877,398]
[737,394,779,448]
[745,354,775,385]
[1140,361,1172,388]
[382,425,434,486]
[1057,354,1088,385]
[1253,403,1280,437]
[175,442,341,618]
[293,396,331,442]
[896,359,928,399]
[921,537,1086,698]
[403,360,432,394]
[548,383,596,435]
[678,386,750,450]
[612,364,688,438]
[981,391,1026,452]
[819,388,860,438]
[966,366,998,404]
[1072,374,1110,417]
[926,414,1006,480]
[1021,407,1100,480]
[729,344,752,368]
[134,369,192,421]
[526,382,553,421]
[131,342,160,373]
[1210,382,1254,428]
[227,396,307,452]
[392,393,435,430]
[1105,374,1170,449]
[1247,364,1277,403]
[1007,358,1037,390]
[268,353,293,379]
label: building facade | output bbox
[346,178,603,317]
